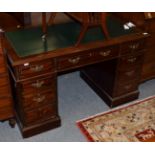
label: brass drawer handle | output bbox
[124,85,132,90]
[31,80,45,88]
[125,70,135,76]
[33,95,45,103]
[127,57,137,63]
[99,50,111,57]
[129,43,139,50]
[68,57,80,64]
[30,65,44,72]
[17,25,21,28]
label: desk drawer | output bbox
[117,67,141,85]
[93,46,119,61]
[120,39,145,55]
[114,80,138,97]
[17,59,55,79]
[22,90,56,110]
[57,52,93,71]
[57,46,119,71]
[21,75,56,95]
[24,104,57,125]
[118,53,144,71]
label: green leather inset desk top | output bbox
[6,16,134,58]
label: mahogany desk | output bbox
[2,15,149,138]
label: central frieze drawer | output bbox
[20,75,56,95]
[57,45,119,72]
[57,52,93,71]
[93,46,119,61]
[16,59,55,79]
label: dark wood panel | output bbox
[116,67,141,85]
[114,80,139,97]
[113,13,155,81]
[20,74,56,95]
[57,46,119,72]
[16,59,56,80]
[118,53,144,71]
[120,39,145,55]
[0,97,14,121]
[0,34,14,123]
[24,104,57,126]
[0,13,31,31]
[22,90,56,110]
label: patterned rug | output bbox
[77,96,155,142]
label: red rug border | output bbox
[76,95,155,142]
[76,121,95,142]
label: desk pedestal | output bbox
[81,71,139,108]
[80,55,143,107]
[17,115,61,138]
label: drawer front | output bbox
[93,46,119,61]
[118,53,144,71]
[57,52,93,71]
[21,75,56,95]
[117,67,141,85]
[57,46,119,72]
[120,39,145,55]
[17,59,55,79]
[24,104,57,125]
[22,90,56,110]
[114,81,138,97]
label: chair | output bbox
[42,12,110,45]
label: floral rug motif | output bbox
[77,96,155,142]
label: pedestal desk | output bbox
[2,15,149,138]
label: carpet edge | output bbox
[76,95,155,142]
